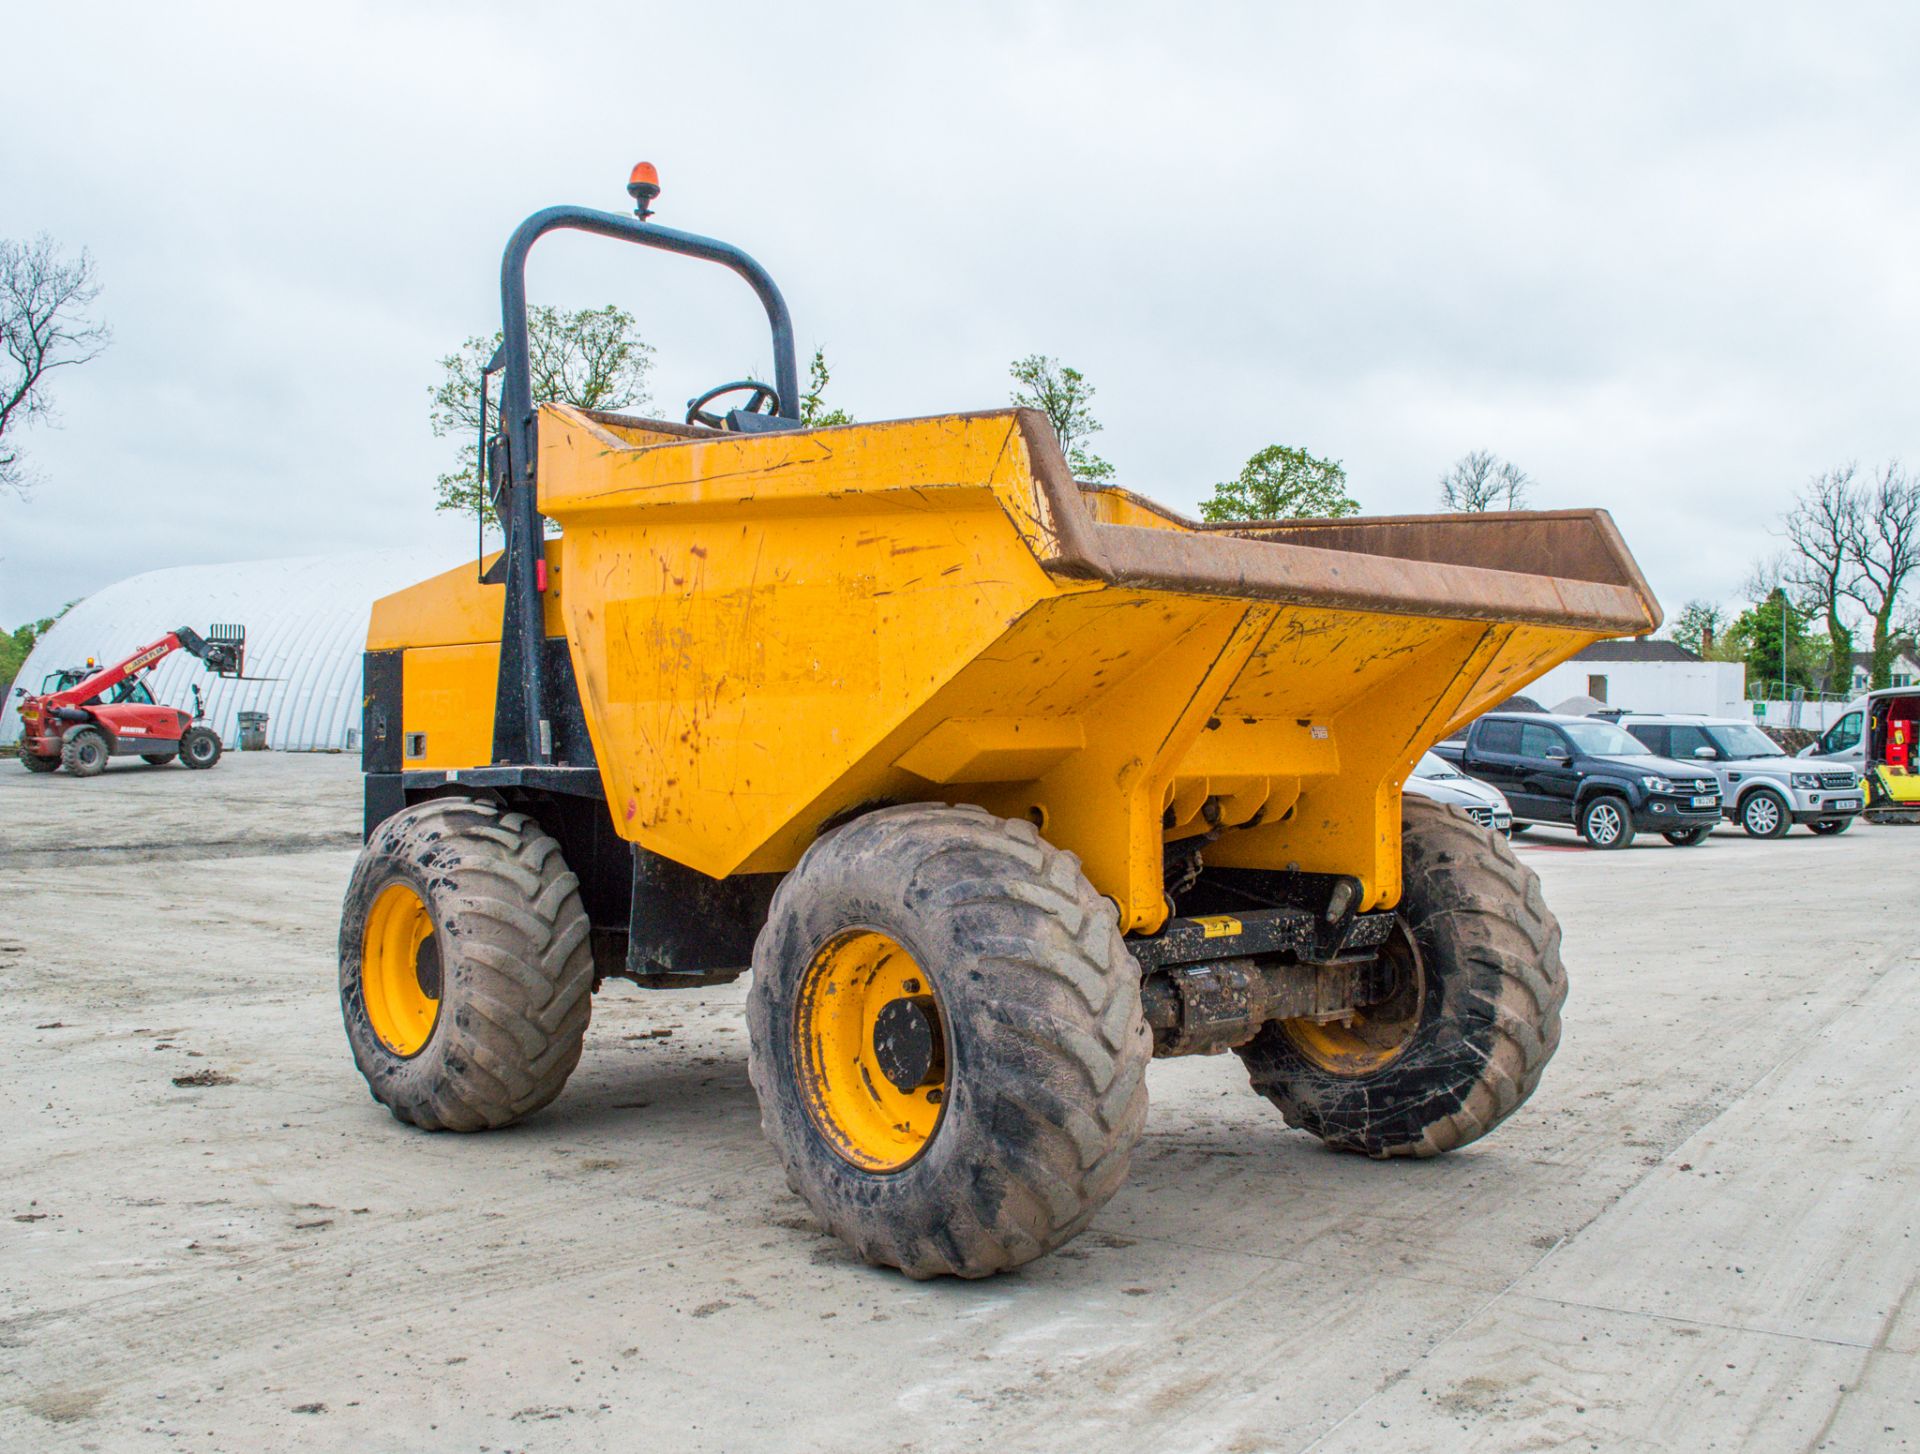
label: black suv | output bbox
[1434,712,1722,849]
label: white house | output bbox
[1847,648,1920,694]
[1524,640,1748,718]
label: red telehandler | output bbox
[12,625,247,777]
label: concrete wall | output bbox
[1751,697,1852,732]
[1527,658,1748,717]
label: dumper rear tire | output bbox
[747,803,1151,1279]
[1237,798,1566,1157]
[338,797,593,1132]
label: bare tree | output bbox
[1439,450,1531,511]
[1741,552,1790,605]
[1843,460,1920,689]
[1,234,110,498]
[1781,464,1860,692]
[1669,598,1725,657]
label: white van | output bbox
[1799,702,1865,768]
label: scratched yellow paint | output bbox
[553,495,1053,872]
[369,404,1621,934]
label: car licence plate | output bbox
[1833,797,1861,811]
[1690,795,1717,807]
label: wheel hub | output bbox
[413,933,443,1000]
[794,930,949,1172]
[360,882,442,1057]
[1282,919,1425,1075]
[872,996,944,1092]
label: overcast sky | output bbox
[4,3,1917,628]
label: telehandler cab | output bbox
[339,164,1662,1278]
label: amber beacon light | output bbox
[627,162,661,220]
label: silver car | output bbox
[1615,714,1862,837]
[1407,751,1513,834]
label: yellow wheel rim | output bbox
[795,929,948,1172]
[361,882,442,1057]
[1283,921,1424,1075]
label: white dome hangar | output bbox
[3,549,460,752]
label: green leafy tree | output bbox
[1009,354,1113,481]
[0,608,68,700]
[431,305,654,526]
[1726,588,1818,694]
[800,347,854,427]
[1200,445,1359,522]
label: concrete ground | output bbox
[2,752,1915,1453]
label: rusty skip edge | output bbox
[1013,413,1663,637]
[550,403,1660,635]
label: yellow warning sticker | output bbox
[1192,915,1242,939]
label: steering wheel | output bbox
[686,379,782,430]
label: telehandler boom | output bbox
[337,164,1660,1278]
[14,625,245,776]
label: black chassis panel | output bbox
[1140,866,1398,972]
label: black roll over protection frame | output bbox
[488,162,800,766]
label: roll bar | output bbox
[490,175,799,765]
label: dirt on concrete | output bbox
[1,753,1915,1452]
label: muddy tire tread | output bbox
[61,728,108,777]
[1242,798,1567,1158]
[339,797,592,1132]
[748,803,1149,1279]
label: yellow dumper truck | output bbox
[339,167,1661,1277]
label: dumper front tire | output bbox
[338,797,593,1132]
[1238,798,1566,1157]
[747,804,1150,1279]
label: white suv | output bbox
[1614,714,1863,837]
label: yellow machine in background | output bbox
[339,166,1660,1279]
[1864,687,1920,822]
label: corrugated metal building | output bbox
[3,549,458,751]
